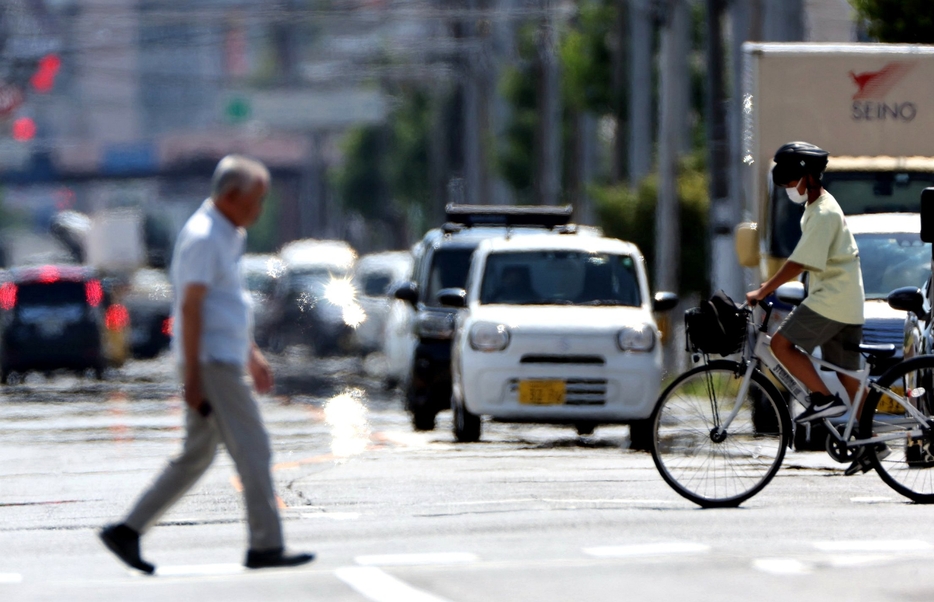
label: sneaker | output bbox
[795,392,847,423]
[99,523,155,574]
[245,547,315,569]
[844,443,891,476]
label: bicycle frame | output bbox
[713,306,931,448]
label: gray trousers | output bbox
[124,362,283,551]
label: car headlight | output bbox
[617,324,655,352]
[469,322,510,352]
[416,311,455,339]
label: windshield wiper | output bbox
[578,299,627,306]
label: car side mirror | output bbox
[652,291,678,312]
[437,288,467,308]
[775,281,805,306]
[393,281,418,306]
[887,286,925,319]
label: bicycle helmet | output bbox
[772,141,829,187]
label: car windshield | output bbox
[244,271,275,295]
[426,248,473,307]
[855,232,931,300]
[288,269,342,294]
[479,251,641,306]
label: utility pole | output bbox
[655,0,690,293]
[628,0,653,185]
[538,0,562,205]
[706,0,740,296]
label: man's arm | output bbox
[181,283,208,411]
[746,260,805,305]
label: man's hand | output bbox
[184,367,205,411]
[248,345,274,394]
[746,287,767,306]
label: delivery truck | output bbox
[735,43,934,278]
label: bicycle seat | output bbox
[858,343,897,359]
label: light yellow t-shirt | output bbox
[788,192,865,325]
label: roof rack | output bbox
[443,204,573,229]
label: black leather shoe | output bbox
[99,523,155,574]
[245,547,315,569]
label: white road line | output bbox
[753,558,812,575]
[850,496,895,504]
[813,540,933,553]
[155,564,245,577]
[583,542,710,558]
[0,573,23,584]
[336,566,451,602]
[355,553,479,567]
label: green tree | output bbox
[334,88,433,245]
[592,154,709,295]
[850,0,934,43]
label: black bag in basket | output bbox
[685,290,747,356]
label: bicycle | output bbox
[650,301,934,508]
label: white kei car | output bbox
[441,235,678,446]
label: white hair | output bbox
[211,155,270,199]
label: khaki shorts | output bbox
[775,305,863,371]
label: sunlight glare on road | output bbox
[324,388,370,458]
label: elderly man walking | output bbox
[100,155,313,573]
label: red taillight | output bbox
[105,304,130,330]
[85,279,104,307]
[38,265,60,284]
[0,282,16,310]
[161,316,173,337]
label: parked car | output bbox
[393,204,602,431]
[0,265,127,382]
[265,239,358,355]
[124,268,173,359]
[240,253,285,349]
[440,234,677,445]
[351,251,414,356]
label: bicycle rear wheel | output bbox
[651,361,790,508]
[859,356,934,504]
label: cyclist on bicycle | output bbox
[746,142,865,426]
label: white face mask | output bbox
[785,184,807,204]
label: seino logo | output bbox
[850,62,917,122]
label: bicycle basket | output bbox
[684,291,748,356]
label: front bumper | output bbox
[460,350,662,422]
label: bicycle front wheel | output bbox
[860,356,934,504]
[651,361,790,508]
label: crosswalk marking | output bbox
[753,558,812,575]
[583,542,710,558]
[336,566,451,602]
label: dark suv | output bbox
[394,204,599,431]
[0,265,109,383]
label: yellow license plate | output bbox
[877,385,904,414]
[518,380,566,405]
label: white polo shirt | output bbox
[170,199,253,367]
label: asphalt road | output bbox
[3,349,934,602]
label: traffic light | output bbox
[30,54,60,93]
